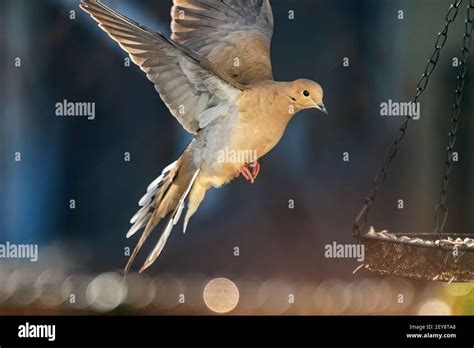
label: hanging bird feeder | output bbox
[353,0,474,282]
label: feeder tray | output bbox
[354,227,474,282]
[353,0,474,282]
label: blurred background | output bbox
[0,0,473,314]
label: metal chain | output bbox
[434,0,474,237]
[353,0,464,237]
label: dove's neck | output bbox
[237,81,300,123]
[277,82,305,118]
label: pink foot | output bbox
[250,160,260,179]
[240,160,260,184]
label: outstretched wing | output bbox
[171,0,274,85]
[80,0,243,134]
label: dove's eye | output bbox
[303,90,310,97]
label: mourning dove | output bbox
[80,0,327,274]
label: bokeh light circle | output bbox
[203,277,239,313]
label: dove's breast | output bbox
[190,83,295,189]
[231,84,294,157]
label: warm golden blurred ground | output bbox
[1,264,473,315]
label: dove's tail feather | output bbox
[124,149,200,274]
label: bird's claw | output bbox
[240,160,260,183]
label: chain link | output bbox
[353,0,465,237]
[434,0,474,236]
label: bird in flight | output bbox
[80,0,327,274]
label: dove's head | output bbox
[287,79,327,115]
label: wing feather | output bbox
[171,0,274,84]
[80,0,243,133]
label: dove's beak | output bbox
[316,102,328,115]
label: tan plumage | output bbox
[171,0,274,84]
[80,0,326,274]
